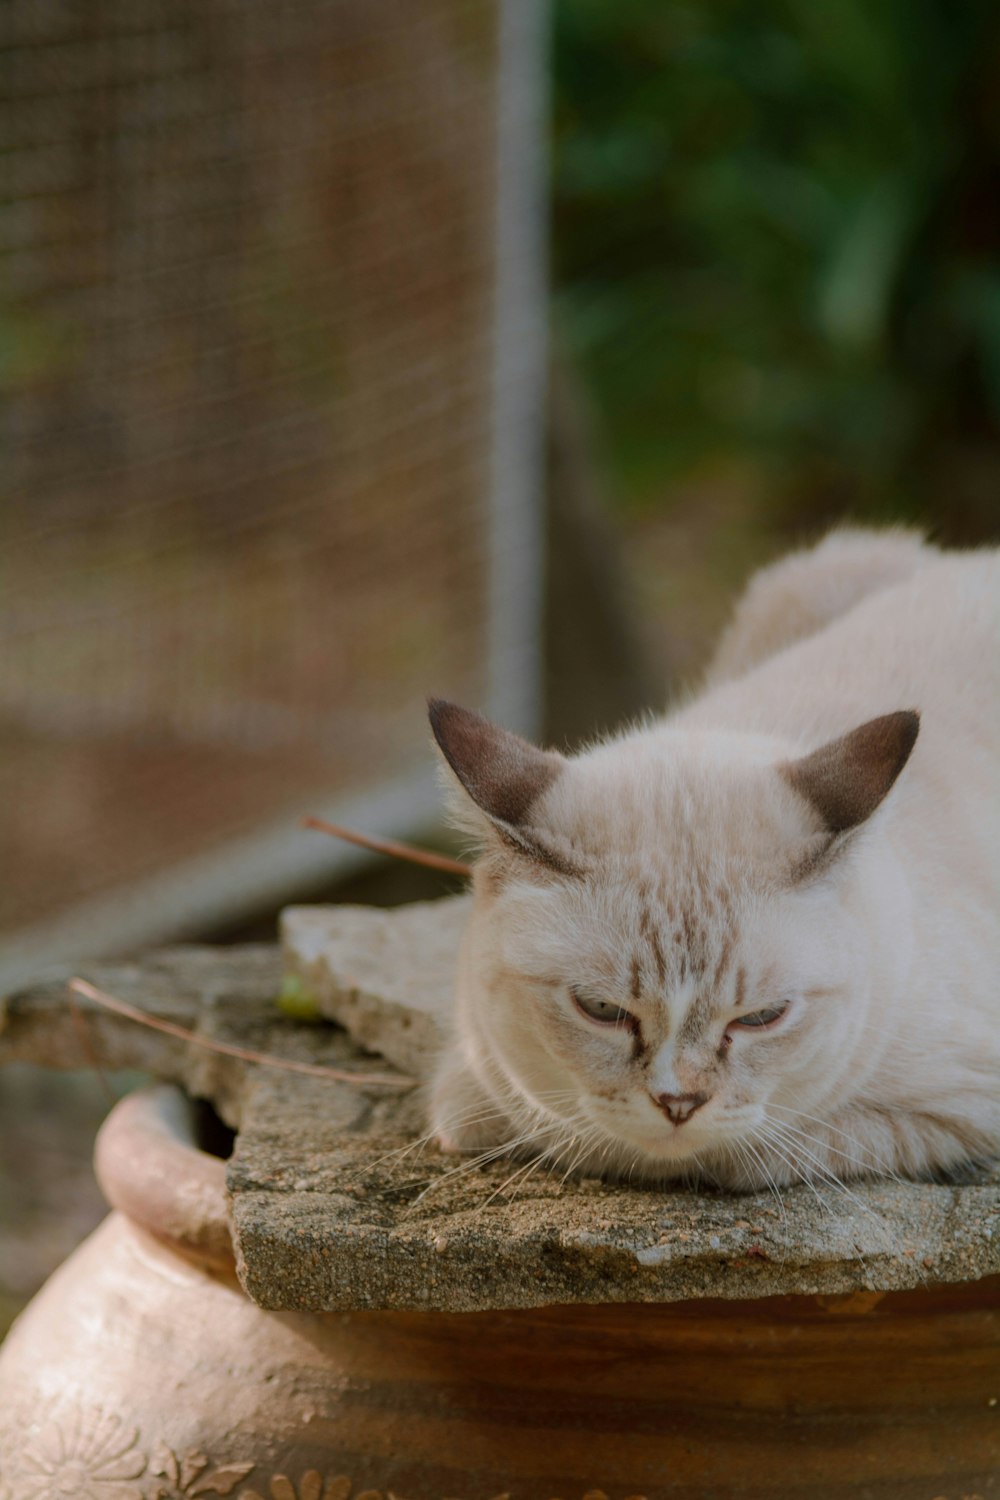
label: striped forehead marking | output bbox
[638,902,668,985]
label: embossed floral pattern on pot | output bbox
[146,1443,254,1499]
[236,1482,646,1500]
[17,1407,145,1500]
[239,1475,351,1500]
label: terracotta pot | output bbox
[0,1084,997,1500]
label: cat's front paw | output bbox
[437,1122,485,1152]
[429,1046,511,1156]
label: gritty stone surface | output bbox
[280,895,470,1076]
[228,1062,1000,1313]
[1,945,331,1129]
[6,928,999,1314]
[265,895,1000,1310]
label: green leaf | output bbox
[276,973,322,1022]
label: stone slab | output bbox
[5,930,999,1314]
[0,945,373,1130]
[228,1055,1000,1313]
[280,895,471,1076]
[264,896,1000,1310]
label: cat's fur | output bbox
[429,529,1000,1189]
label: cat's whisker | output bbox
[630,1146,652,1186]
[473,1110,604,1208]
[557,1123,608,1185]
[737,1134,787,1223]
[399,1124,557,1211]
[769,1104,906,1185]
[351,1085,586,1188]
[759,1118,859,1195]
[556,1144,585,1187]
[481,1151,552,1208]
[344,1102,525,1183]
[684,1150,704,1190]
[762,1116,889,1207]
[414,1097,586,1192]
[753,1128,874,1273]
[764,1114,878,1183]
[729,1138,763,1200]
[501,1153,553,1205]
[625,1146,643,1187]
[564,1123,617,1185]
[756,1120,900,1256]
[596,1131,619,1176]
[752,1125,842,1227]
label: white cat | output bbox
[428,529,1000,1189]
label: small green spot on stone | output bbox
[276,973,322,1022]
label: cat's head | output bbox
[429,699,919,1182]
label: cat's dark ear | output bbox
[428,699,572,870]
[781,710,919,837]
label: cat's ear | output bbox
[428,699,572,870]
[781,710,919,837]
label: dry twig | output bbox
[301,815,472,877]
[67,978,416,1090]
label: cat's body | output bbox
[429,531,1000,1189]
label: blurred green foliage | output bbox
[552,0,1000,539]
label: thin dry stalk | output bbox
[301,815,472,877]
[67,978,416,1090]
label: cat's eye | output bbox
[571,987,636,1030]
[729,1003,789,1031]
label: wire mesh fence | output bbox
[0,0,547,975]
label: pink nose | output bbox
[653,1092,708,1125]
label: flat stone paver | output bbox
[280,895,470,1075]
[0,944,375,1130]
[5,914,999,1314]
[228,1055,1000,1313]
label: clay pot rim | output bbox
[94,1083,235,1270]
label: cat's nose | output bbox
[652,1091,708,1125]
